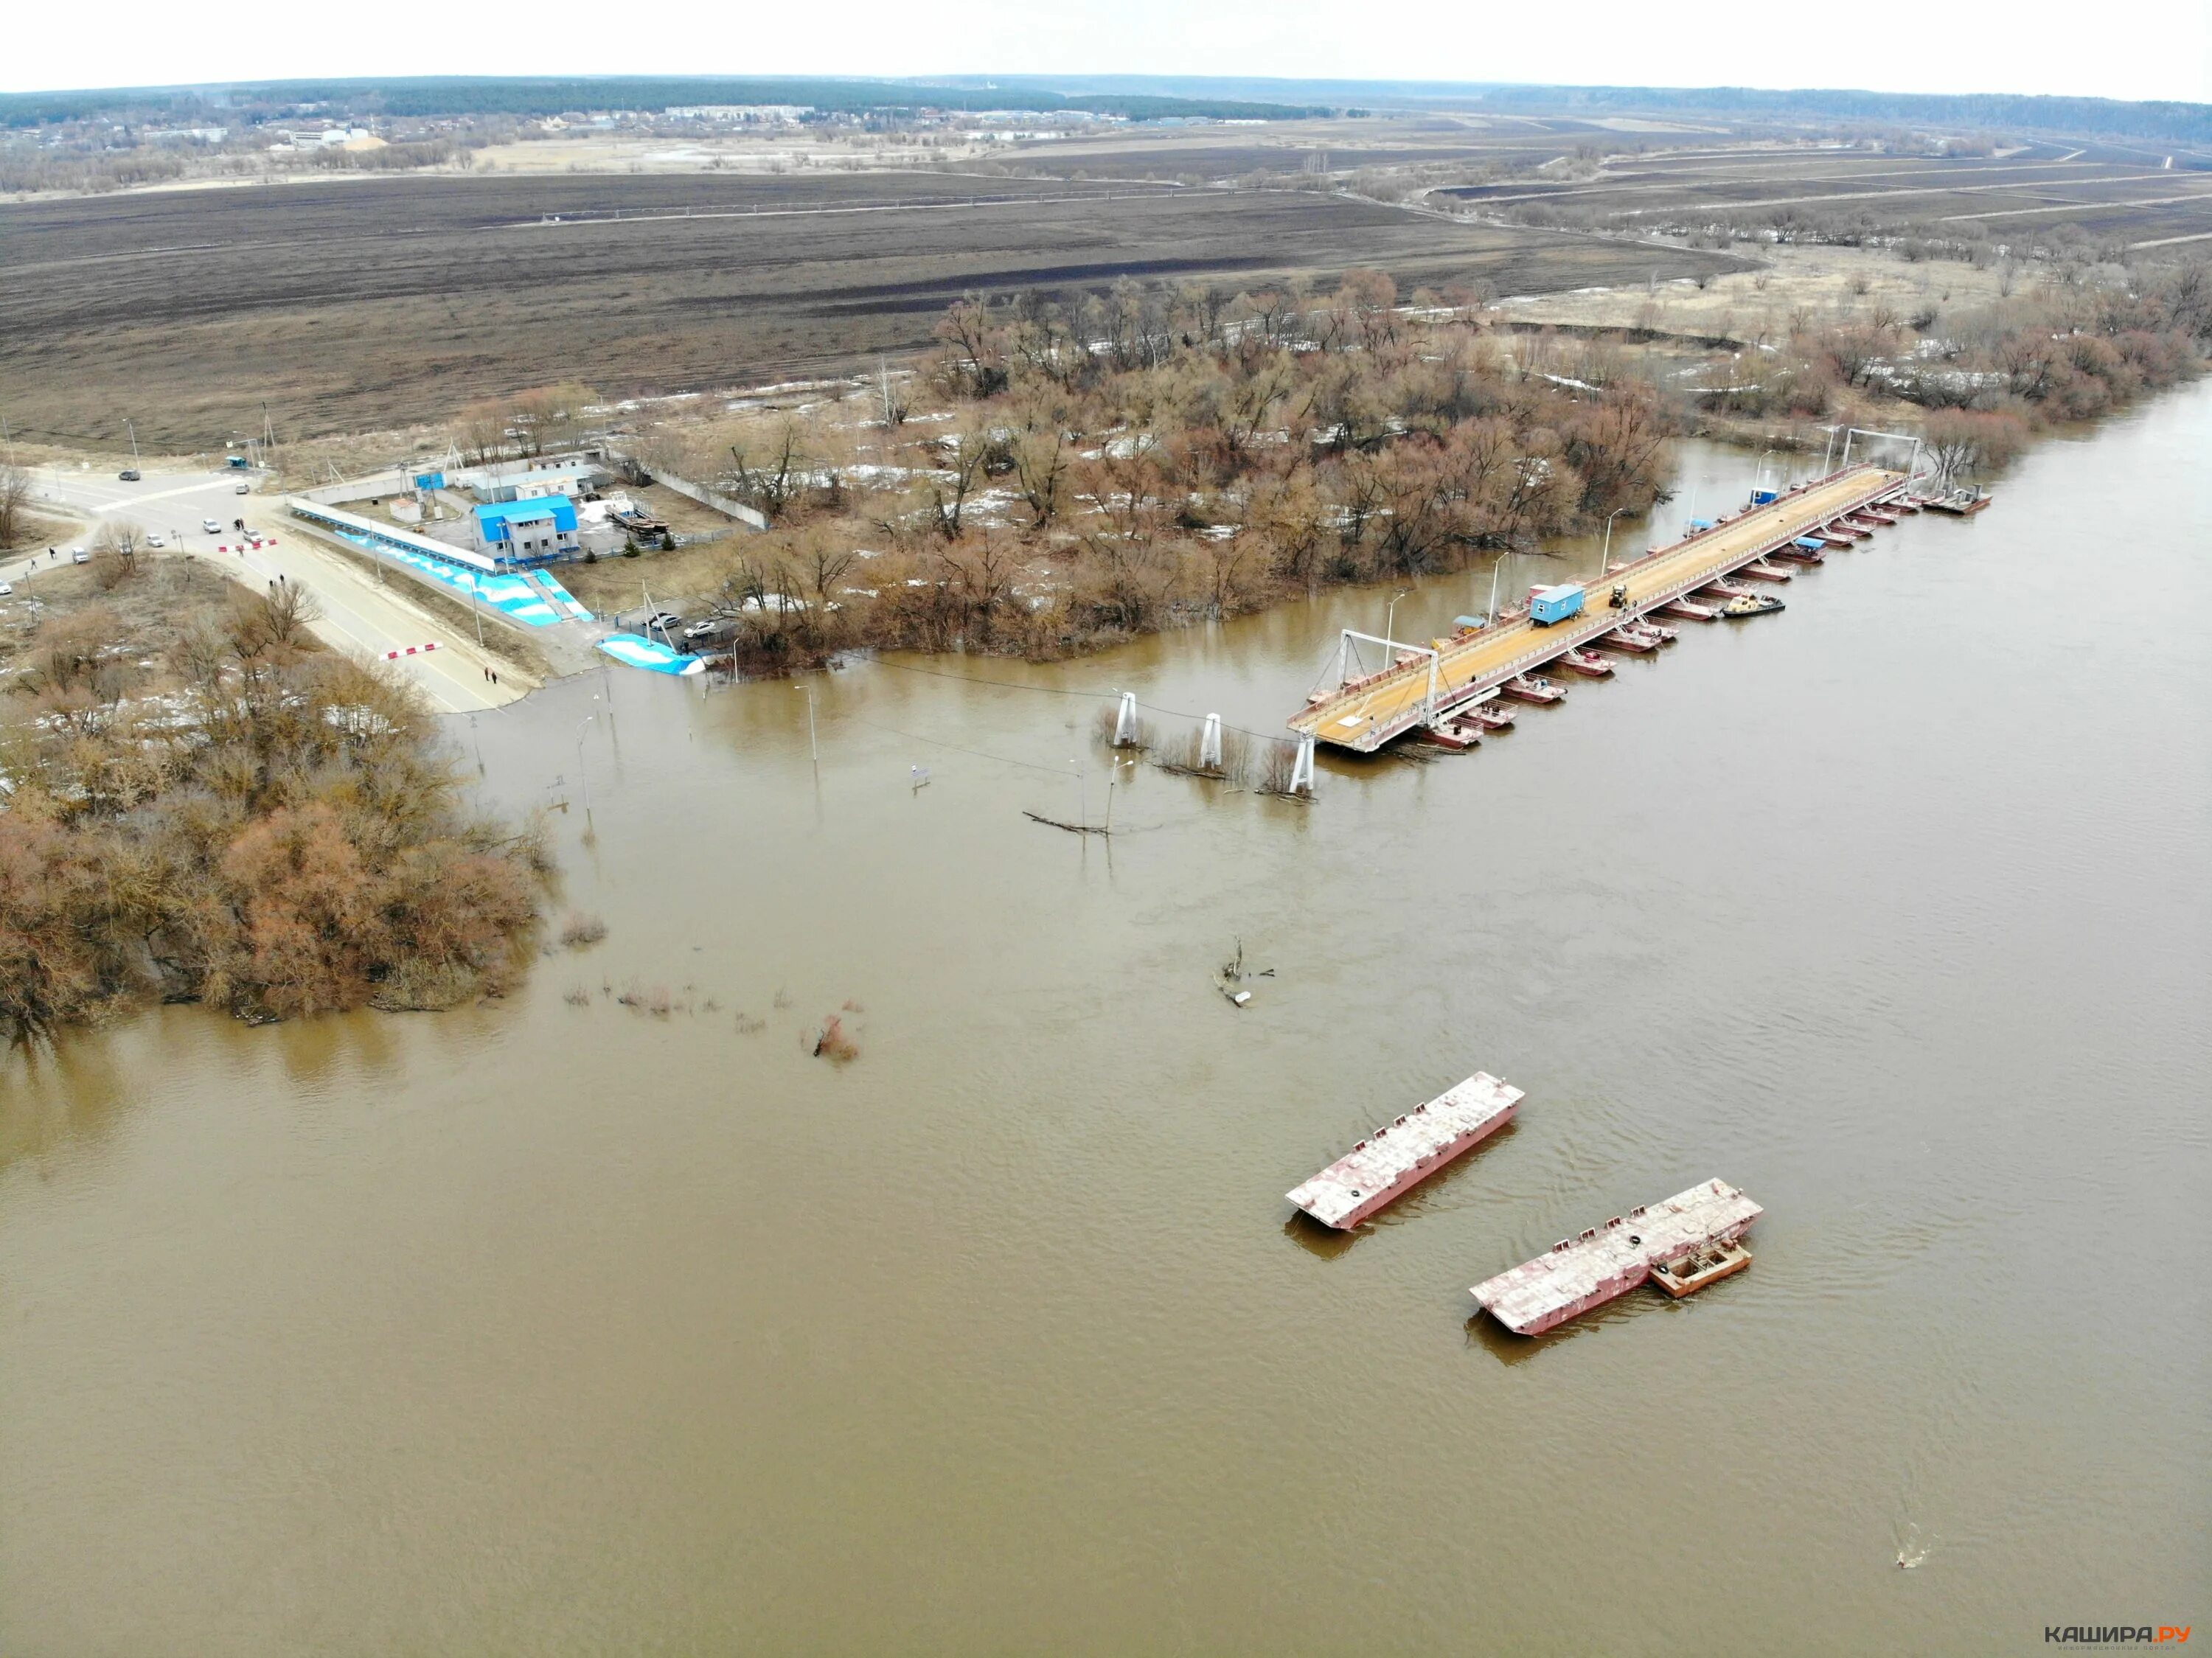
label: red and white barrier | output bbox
[382,643,440,660]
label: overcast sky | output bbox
[7,0,2208,104]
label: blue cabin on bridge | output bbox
[474,497,579,564]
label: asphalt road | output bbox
[8,464,520,714]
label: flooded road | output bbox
[5,389,2208,1654]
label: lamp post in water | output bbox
[793,681,817,766]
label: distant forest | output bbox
[0,77,1331,128]
[1477,84,2212,146]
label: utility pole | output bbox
[125,418,141,467]
[469,574,485,647]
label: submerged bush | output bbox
[0,586,549,1038]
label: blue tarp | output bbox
[1795,537,1827,551]
[597,633,704,675]
[327,530,588,628]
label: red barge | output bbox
[1471,1178,1763,1334]
[1287,1073,1524,1230]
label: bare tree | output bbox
[0,462,33,551]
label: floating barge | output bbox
[1287,1073,1524,1230]
[1470,1178,1763,1334]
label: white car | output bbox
[203,518,221,534]
[71,549,89,565]
[145,532,166,548]
[0,581,13,596]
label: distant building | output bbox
[456,456,608,504]
[474,497,579,562]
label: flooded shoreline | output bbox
[4,391,2208,1654]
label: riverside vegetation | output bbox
[0,556,549,1039]
[607,259,2207,672]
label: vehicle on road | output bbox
[145,532,165,547]
[72,549,90,565]
[0,582,13,596]
[203,518,221,533]
[119,468,141,481]
[234,483,251,495]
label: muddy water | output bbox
[5,391,2208,1656]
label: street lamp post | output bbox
[575,715,594,812]
[1599,506,1630,580]
[468,574,485,648]
[1383,587,1413,657]
[794,681,817,764]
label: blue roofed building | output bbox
[474,497,579,565]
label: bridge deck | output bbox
[1290,465,1907,751]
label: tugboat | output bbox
[1716,593,1785,619]
[1551,647,1615,678]
[1499,674,1567,705]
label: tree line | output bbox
[675,272,1678,669]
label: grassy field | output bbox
[0,170,1742,449]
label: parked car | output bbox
[643,610,684,635]
[0,581,13,596]
[681,619,723,641]
[203,518,221,533]
[118,468,141,481]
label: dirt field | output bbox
[1493,241,2011,339]
[0,170,1742,449]
[1436,140,2212,249]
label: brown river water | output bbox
[4,390,2208,1655]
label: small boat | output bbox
[1716,593,1785,619]
[1823,520,1869,541]
[1737,560,1793,582]
[1857,506,1902,525]
[1423,719,1482,750]
[1656,597,1719,621]
[1594,627,1658,654]
[1499,674,1567,704]
[1467,701,1517,731]
[1885,497,1923,514]
[1627,619,1678,645]
[1773,540,1826,565]
[1843,515,1888,534]
[1551,647,1615,678]
[1699,579,1753,601]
